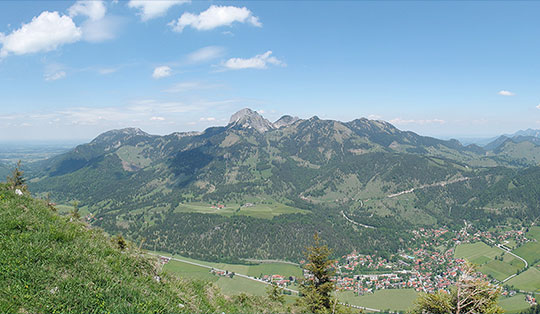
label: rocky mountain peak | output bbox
[274,115,300,128]
[228,108,275,132]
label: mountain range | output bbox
[25,109,540,262]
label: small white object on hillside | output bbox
[15,189,23,196]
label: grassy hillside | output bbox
[0,184,286,313]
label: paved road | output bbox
[341,210,376,229]
[387,177,470,198]
[495,244,529,283]
[148,253,381,312]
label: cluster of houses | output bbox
[260,274,296,287]
[210,204,226,209]
[333,227,475,295]
[332,224,537,297]
[210,269,235,278]
[526,294,537,306]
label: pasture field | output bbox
[152,251,302,279]
[455,242,524,281]
[479,259,522,282]
[526,226,540,241]
[174,201,307,219]
[454,242,500,263]
[338,289,418,312]
[513,241,540,266]
[163,259,218,282]
[498,294,531,313]
[506,267,540,292]
[159,253,298,304]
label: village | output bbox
[330,224,538,307]
[155,223,538,308]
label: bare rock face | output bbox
[228,108,275,133]
[273,115,300,128]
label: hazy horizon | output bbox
[1,1,540,141]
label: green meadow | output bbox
[455,242,524,281]
[506,267,540,293]
[338,289,418,312]
[174,201,307,219]
[498,294,531,313]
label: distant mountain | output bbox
[274,115,300,128]
[513,128,540,138]
[484,129,540,150]
[27,108,540,262]
[228,108,275,132]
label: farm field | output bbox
[159,253,298,304]
[526,226,540,241]
[513,241,540,266]
[163,259,218,282]
[338,289,418,312]
[455,242,524,281]
[174,201,307,219]
[152,251,302,279]
[455,242,501,263]
[498,294,531,313]
[506,267,540,292]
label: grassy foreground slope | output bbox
[0,184,284,313]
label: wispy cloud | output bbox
[128,0,189,21]
[44,71,66,81]
[498,90,515,96]
[164,81,221,93]
[69,0,106,21]
[169,5,261,32]
[199,117,216,121]
[187,46,225,64]
[222,51,285,70]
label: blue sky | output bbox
[0,1,539,141]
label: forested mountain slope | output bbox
[27,109,540,262]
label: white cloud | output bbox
[223,51,284,70]
[390,118,446,125]
[152,66,172,79]
[187,46,224,63]
[536,104,540,110]
[44,71,66,81]
[128,0,189,21]
[498,90,515,96]
[0,11,82,57]
[170,5,261,32]
[150,116,165,121]
[68,1,106,21]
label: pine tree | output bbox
[266,283,285,304]
[71,201,80,220]
[297,233,339,313]
[7,160,26,191]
